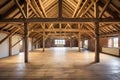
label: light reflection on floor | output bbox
[0,47,120,80]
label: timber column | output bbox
[70,37,72,48]
[43,24,45,52]
[78,24,81,52]
[94,22,99,62]
[94,0,100,62]
[24,1,29,63]
[78,32,81,52]
[24,22,29,63]
[9,37,12,56]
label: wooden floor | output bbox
[0,47,120,80]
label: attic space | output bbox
[0,0,120,80]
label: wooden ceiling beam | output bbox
[99,0,112,18]
[28,0,54,34]
[100,31,120,37]
[76,0,89,17]
[80,1,94,17]
[14,0,26,18]
[66,0,76,8]
[27,0,40,17]
[72,0,82,17]
[32,29,90,33]
[43,0,56,10]
[85,24,95,35]
[110,3,120,15]
[31,0,44,17]
[33,35,43,44]
[0,18,120,23]
[86,33,95,39]
[99,1,118,18]
[38,0,47,17]
[58,0,62,18]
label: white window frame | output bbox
[108,37,119,48]
[55,39,65,45]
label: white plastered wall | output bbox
[12,35,21,55]
[0,33,9,58]
[0,32,32,58]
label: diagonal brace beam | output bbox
[14,0,26,18]
[0,28,20,44]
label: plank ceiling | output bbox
[0,0,120,39]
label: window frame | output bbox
[108,37,119,48]
[55,39,65,45]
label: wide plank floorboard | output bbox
[0,47,120,80]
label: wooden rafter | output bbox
[99,0,112,18]
[80,1,94,17]
[14,0,26,18]
[0,0,120,41]
[38,0,47,17]
[110,3,120,15]
[33,35,43,44]
[72,0,82,17]
[31,0,44,17]
[76,0,89,17]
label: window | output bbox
[113,37,118,47]
[55,39,65,45]
[84,40,88,49]
[108,37,118,48]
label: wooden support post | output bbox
[94,0,100,62]
[35,41,37,49]
[36,41,39,48]
[70,37,72,48]
[9,37,12,56]
[31,38,34,50]
[95,22,100,62]
[24,22,29,63]
[43,24,45,52]
[82,39,84,48]
[43,35,45,52]
[78,24,81,52]
[78,32,81,52]
[24,1,29,63]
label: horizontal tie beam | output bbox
[0,18,120,23]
